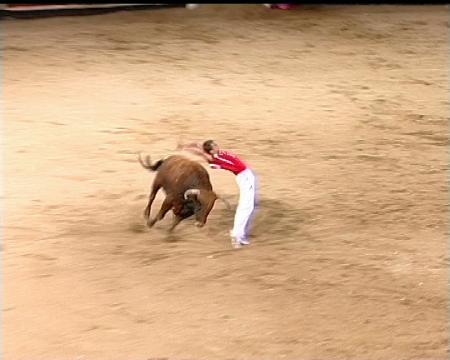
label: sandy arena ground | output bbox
[2,5,449,360]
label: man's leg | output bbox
[242,172,258,243]
[231,171,255,245]
[243,200,257,242]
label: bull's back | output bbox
[158,156,212,194]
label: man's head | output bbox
[202,140,219,155]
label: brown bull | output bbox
[138,153,224,232]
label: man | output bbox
[177,140,257,248]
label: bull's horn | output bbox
[184,189,201,199]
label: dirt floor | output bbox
[2,4,449,360]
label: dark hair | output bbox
[202,140,216,154]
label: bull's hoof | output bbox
[147,219,156,228]
[194,221,204,228]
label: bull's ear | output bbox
[216,194,231,210]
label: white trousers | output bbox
[231,169,257,241]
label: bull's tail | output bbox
[138,153,164,172]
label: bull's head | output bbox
[184,189,218,227]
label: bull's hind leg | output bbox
[147,196,173,228]
[144,183,161,220]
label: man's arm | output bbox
[177,142,213,162]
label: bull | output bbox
[138,153,228,232]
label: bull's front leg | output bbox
[168,215,183,233]
[168,200,192,232]
[147,196,173,228]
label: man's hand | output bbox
[178,142,201,151]
[176,136,188,151]
[176,141,212,162]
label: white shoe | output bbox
[232,240,242,249]
[230,230,250,248]
[239,239,250,245]
[230,237,250,249]
[230,236,241,249]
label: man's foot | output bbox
[230,235,250,249]
[230,235,240,249]
[231,239,242,249]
